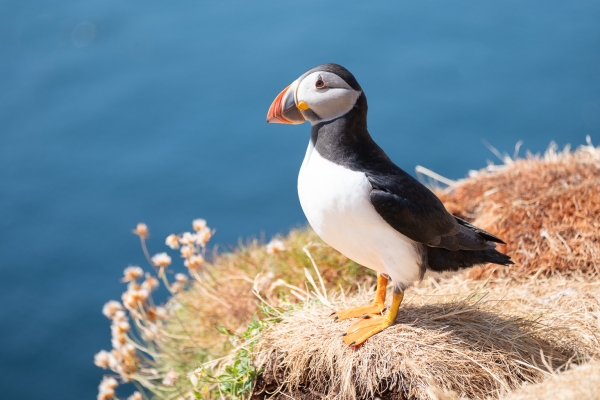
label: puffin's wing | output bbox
[366,172,501,251]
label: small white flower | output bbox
[175,273,189,283]
[128,392,143,400]
[151,253,172,268]
[121,343,136,358]
[102,301,123,319]
[179,232,198,245]
[97,388,115,400]
[108,351,119,370]
[192,218,207,232]
[112,310,126,322]
[132,223,149,239]
[180,245,195,259]
[115,320,130,333]
[266,239,286,254]
[141,274,159,291]
[155,306,167,318]
[94,350,111,369]
[184,254,204,271]
[99,376,119,390]
[189,368,202,387]
[165,234,180,249]
[111,334,126,349]
[170,282,182,293]
[162,369,178,386]
[122,266,143,282]
[98,377,118,400]
[196,228,212,246]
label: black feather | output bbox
[426,246,514,273]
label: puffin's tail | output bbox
[426,246,514,273]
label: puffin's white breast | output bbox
[297,141,422,287]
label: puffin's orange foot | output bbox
[330,303,385,322]
[342,315,394,347]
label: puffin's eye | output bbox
[315,76,326,89]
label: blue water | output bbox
[1,1,599,398]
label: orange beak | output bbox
[266,84,306,124]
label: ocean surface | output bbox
[1,1,599,398]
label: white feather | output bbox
[298,141,422,289]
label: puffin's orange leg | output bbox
[343,291,404,347]
[330,274,388,321]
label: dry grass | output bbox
[252,273,600,400]
[436,139,600,279]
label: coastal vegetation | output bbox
[96,139,600,400]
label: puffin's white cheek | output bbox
[310,89,360,122]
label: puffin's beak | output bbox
[266,84,306,124]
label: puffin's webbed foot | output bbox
[330,273,388,322]
[343,291,404,347]
[330,303,385,322]
[342,314,393,346]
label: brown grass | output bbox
[436,140,600,279]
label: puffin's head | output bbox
[266,63,363,126]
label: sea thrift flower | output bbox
[151,253,171,268]
[102,301,123,319]
[120,343,136,358]
[98,376,118,400]
[112,335,126,349]
[115,320,131,333]
[122,266,143,282]
[112,310,126,322]
[170,282,182,293]
[162,369,178,386]
[175,273,188,283]
[192,218,207,232]
[155,306,167,318]
[266,239,286,254]
[108,350,120,370]
[141,274,159,291]
[132,223,149,239]
[184,254,204,271]
[179,232,198,245]
[100,377,118,390]
[94,350,111,369]
[128,392,142,400]
[165,234,180,249]
[196,228,212,246]
[97,388,114,400]
[180,245,195,259]
[122,288,149,309]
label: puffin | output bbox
[266,63,513,347]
